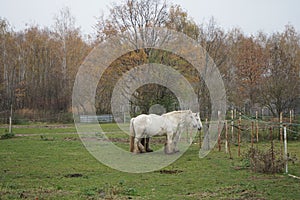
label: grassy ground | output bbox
[0,123,299,199]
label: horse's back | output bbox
[146,114,169,135]
[133,114,170,136]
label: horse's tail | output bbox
[129,118,135,152]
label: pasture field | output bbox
[0,123,300,199]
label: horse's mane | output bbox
[162,110,191,116]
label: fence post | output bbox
[238,113,241,157]
[284,125,288,174]
[256,111,259,143]
[9,104,13,134]
[203,118,210,150]
[251,121,254,148]
[9,117,12,133]
[218,111,221,152]
[280,112,283,155]
[231,110,234,141]
[226,120,232,159]
[270,127,275,174]
[225,121,228,153]
[198,128,202,148]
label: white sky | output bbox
[1,0,300,36]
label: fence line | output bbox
[202,111,299,161]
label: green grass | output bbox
[0,123,299,199]
[0,124,77,135]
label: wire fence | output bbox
[0,110,74,124]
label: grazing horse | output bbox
[129,110,202,154]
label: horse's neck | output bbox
[163,111,188,123]
[164,110,188,116]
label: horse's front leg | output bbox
[165,132,174,154]
[173,130,181,153]
[186,127,193,144]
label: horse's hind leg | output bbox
[137,138,146,153]
[141,138,153,152]
[141,138,145,147]
[133,138,141,153]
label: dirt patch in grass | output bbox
[158,169,183,174]
[180,185,265,200]
[9,124,73,129]
[64,173,83,178]
[64,137,79,141]
[1,188,75,199]
[96,137,166,144]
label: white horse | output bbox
[129,110,202,154]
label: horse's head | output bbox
[193,112,202,131]
[186,110,202,130]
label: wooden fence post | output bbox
[238,113,241,157]
[231,110,234,141]
[204,118,210,150]
[256,111,259,143]
[218,111,221,152]
[225,121,228,153]
[225,120,232,159]
[235,109,237,119]
[283,125,288,174]
[280,112,283,155]
[198,128,202,148]
[269,127,275,174]
[251,121,254,148]
[9,104,12,134]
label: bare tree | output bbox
[53,7,90,111]
[261,25,300,116]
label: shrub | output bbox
[0,132,15,140]
[243,147,285,174]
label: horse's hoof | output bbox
[165,151,175,155]
[146,148,153,152]
[132,150,140,154]
[140,149,146,153]
[164,149,174,155]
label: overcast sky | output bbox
[1,0,300,36]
